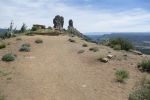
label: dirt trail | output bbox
[1,35,146,100]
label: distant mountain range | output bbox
[0,28,7,33]
[86,32,150,55]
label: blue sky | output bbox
[0,0,150,33]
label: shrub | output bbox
[78,50,85,54]
[2,53,16,62]
[68,39,75,43]
[19,43,31,52]
[19,46,31,52]
[109,38,133,51]
[138,60,150,72]
[82,43,88,47]
[0,42,6,49]
[115,69,129,82]
[129,80,150,100]
[35,39,43,44]
[89,47,99,52]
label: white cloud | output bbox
[0,0,150,33]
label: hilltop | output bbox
[0,33,149,100]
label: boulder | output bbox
[107,54,113,59]
[99,58,109,63]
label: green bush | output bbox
[19,46,31,52]
[82,43,88,47]
[129,80,150,100]
[89,47,99,52]
[35,39,43,44]
[109,38,133,51]
[0,42,6,49]
[2,53,16,62]
[138,60,150,72]
[115,69,129,82]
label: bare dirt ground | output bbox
[0,35,149,100]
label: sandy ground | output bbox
[0,35,149,100]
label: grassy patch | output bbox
[129,78,150,100]
[2,53,16,62]
[138,60,150,72]
[115,69,129,83]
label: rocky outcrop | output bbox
[53,15,64,30]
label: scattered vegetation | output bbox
[89,47,99,52]
[78,50,85,54]
[35,39,43,44]
[68,39,75,43]
[82,43,88,47]
[115,69,129,83]
[2,53,16,62]
[19,46,31,52]
[0,42,6,49]
[19,43,31,52]
[138,60,150,72]
[108,38,134,51]
[129,78,150,100]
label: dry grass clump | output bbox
[115,69,129,83]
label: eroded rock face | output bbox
[53,15,64,30]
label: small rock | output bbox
[107,55,113,59]
[99,58,109,63]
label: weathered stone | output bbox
[99,58,109,63]
[107,55,113,59]
[53,15,64,30]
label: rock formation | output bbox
[53,15,64,30]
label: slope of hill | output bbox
[86,33,150,55]
[0,34,149,100]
